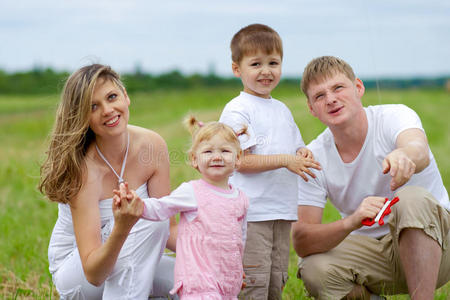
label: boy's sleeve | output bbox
[219,102,257,151]
[283,105,305,151]
[141,182,197,221]
[293,122,306,151]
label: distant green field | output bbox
[0,85,448,299]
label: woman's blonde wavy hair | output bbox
[39,64,125,203]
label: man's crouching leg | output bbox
[391,186,450,298]
[297,234,394,300]
[298,251,357,299]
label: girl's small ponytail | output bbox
[235,125,248,138]
[183,115,203,136]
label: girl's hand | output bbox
[112,182,133,206]
[112,182,144,229]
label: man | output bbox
[292,56,449,299]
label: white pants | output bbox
[53,251,177,300]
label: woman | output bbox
[39,64,177,299]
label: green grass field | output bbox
[0,84,449,299]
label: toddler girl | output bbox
[115,116,248,300]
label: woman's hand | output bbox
[112,182,144,229]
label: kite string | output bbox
[362,1,383,105]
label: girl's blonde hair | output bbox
[184,115,246,168]
[39,64,125,203]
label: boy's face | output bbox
[306,72,365,128]
[232,51,282,99]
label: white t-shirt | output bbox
[298,104,449,238]
[220,91,306,222]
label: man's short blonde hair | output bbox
[301,56,355,98]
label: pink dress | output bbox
[170,179,248,300]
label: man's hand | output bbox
[382,148,416,191]
[346,196,386,230]
[382,128,430,191]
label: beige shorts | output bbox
[240,220,292,300]
[297,186,450,299]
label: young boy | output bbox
[219,24,321,299]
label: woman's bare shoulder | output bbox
[128,125,167,149]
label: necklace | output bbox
[95,132,130,184]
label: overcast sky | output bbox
[1,0,449,78]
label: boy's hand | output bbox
[241,272,246,290]
[286,154,321,181]
[297,147,314,159]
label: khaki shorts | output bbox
[240,220,292,300]
[297,186,450,299]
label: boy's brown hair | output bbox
[301,56,356,98]
[231,24,283,64]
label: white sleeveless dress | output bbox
[48,183,174,300]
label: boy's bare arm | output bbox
[237,150,321,181]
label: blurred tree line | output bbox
[0,67,448,94]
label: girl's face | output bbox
[192,134,241,189]
[89,78,130,138]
